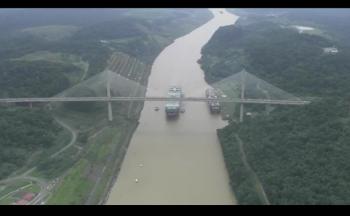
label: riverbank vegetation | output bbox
[0,107,62,179]
[201,11,350,204]
[201,20,350,98]
[45,51,150,204]
[0,9,212,204]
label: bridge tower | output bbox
[239,69,246,123]
[107,70,113,121]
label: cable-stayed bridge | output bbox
[0,69,312,122]
[0,96,310,105]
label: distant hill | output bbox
[230,9,350,46]
[0,9,215,206]
[201,9,350,204]
[0,9,212,185]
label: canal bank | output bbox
[107,8,239,205]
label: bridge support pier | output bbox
[239,70,246,123]
[107,70,113,122]
[239,104,244,122]
[108,102,113,121]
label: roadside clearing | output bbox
[235,134,270,205]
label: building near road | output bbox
[14,199,28,205]
[12,192,36,205]
[23,192,35,201]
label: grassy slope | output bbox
[0,9,212,204]
[12,51,89,84]
[47,159,92,204]
[44,11,213,204]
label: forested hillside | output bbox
[0,9,212,76]
[219,98,350,204]
[200,11,350,204]
[229,9,350,46]
[0,9,213,204]
[201,21,350,98]
[0,60,82,98]
[0,107,61,179]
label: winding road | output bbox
[50,117,77,158]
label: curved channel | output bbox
[107,8,239,205]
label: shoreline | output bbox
[106,8,239,205]
[101,11,216,205]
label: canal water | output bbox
[107,8,239,204]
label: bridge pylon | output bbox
[107,70,113,121]
[239,69,246,123]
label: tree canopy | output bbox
[201,14,350,204]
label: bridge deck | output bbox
[0,97,310,105]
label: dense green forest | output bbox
[0,9,212,184]
[219,98,350,204]
[201,12,350,204]
[230,9,350,46]
[0,9,212,77]
[0,107,61,179]
[0,60,81,98]
[201,21,350,98]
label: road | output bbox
[235,134,270,205]
[50,117,77,158]
[0,117,77,205]
[0,175,49,205]
[0,96,310,105]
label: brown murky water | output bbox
[107,9,239,205]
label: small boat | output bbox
[135,178,139,183]
[154,107,160,111]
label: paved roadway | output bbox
[0,175,49,205]
[0,97,310,105]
